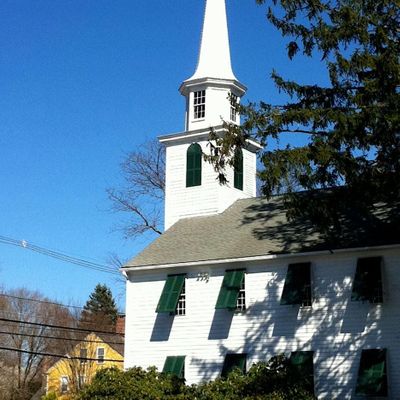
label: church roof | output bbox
[124,195,400,269]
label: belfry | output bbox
[160,0,259,230]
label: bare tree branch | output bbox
[107,139,165,238]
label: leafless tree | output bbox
[107,139,165,238]
[0,288,74,400]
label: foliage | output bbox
[81,284,119,328]
[208,0,400,233]
[0,288,74,400]
[107,139,165,237]
[78,356,314,400]
[41,392,57,400]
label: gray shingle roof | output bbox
[124,195,400,268]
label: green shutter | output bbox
[351,257,383,303]
[156,275,185,313]
[163,356,185,378]
[234,149,243,190]
[356,349,387,396]
[289,351,314,393]
[215,270,245,310]
[186,143,202,187]
[221,354,247,377]
[280,263,312,306]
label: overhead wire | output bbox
[0,330,124,345]
[0,235,120,275]
[0,346,124,362]
[0,293,86,310]
[0,317,124,337]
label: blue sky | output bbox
[0,0,328,311]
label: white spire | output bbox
[188,0,237,81]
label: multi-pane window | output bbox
[221,353,247,378]
[156,274,186,314]
[175,279,186,316]
[351,257,383,303]
[80,348,87,365]
[60,376,68,394]
[215,269,245,310]
[163,356,185,378]
[186,143,202,187]
[280,262,312,307]
[356,349,387,396]
[97,347,105,364]
[236,276,245,312]
[230,94,238,122]
[194,90,206,119]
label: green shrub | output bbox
[78,356,315,400]
[41,392,57,400]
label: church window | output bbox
[280,262,312,307]
[221,353,247,377]
[234,148,243,190]
[351,257,383,303]
[163,356,185,378]
[186,143,202,187]
[215,270,245,310]
[289,351,314,394]
[230,94,238,122]
[356,349,387,396]
[236,275,246,311]
[175,279,186,316]
[194,90,206,119]
[156,274,186,314]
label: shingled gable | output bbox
[124,194,400,269]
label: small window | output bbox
[233,149,243,190]
[215,270,245,310]
[289,351,314,394]
[175,279,186,316]
[356,349,387,396]
[230,94,238,122]
[163,356,185,378]
[186,143,202,187]
[194,90,206,119]
[97,347,105,364]
[156,274,186,313]
[236,275,245,312]
[80,348,87,364]
[280,262,312,307]
[351,257,383,303]
[60,376,68,394]
[221,353,247,378]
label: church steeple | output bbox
[160,0,259,230]
[179,0,246,132]
[188,0,236,81]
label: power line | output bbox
[0,330,124,345]
[0,235,120,275]
[0,293,85,310]
[0,346,124,363]
[0,317,124,337]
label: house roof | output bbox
[124,194,400,269]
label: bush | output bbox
[78,356,315,400]
[41,393,57,400]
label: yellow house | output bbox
[44,332,124,399]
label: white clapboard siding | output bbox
[125,247,400,398]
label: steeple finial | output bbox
[188,0,237,81]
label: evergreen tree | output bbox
[209,0,399,235]
[81,284,119,328]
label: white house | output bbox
[123,1,400,398]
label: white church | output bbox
[123,0,400,398]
